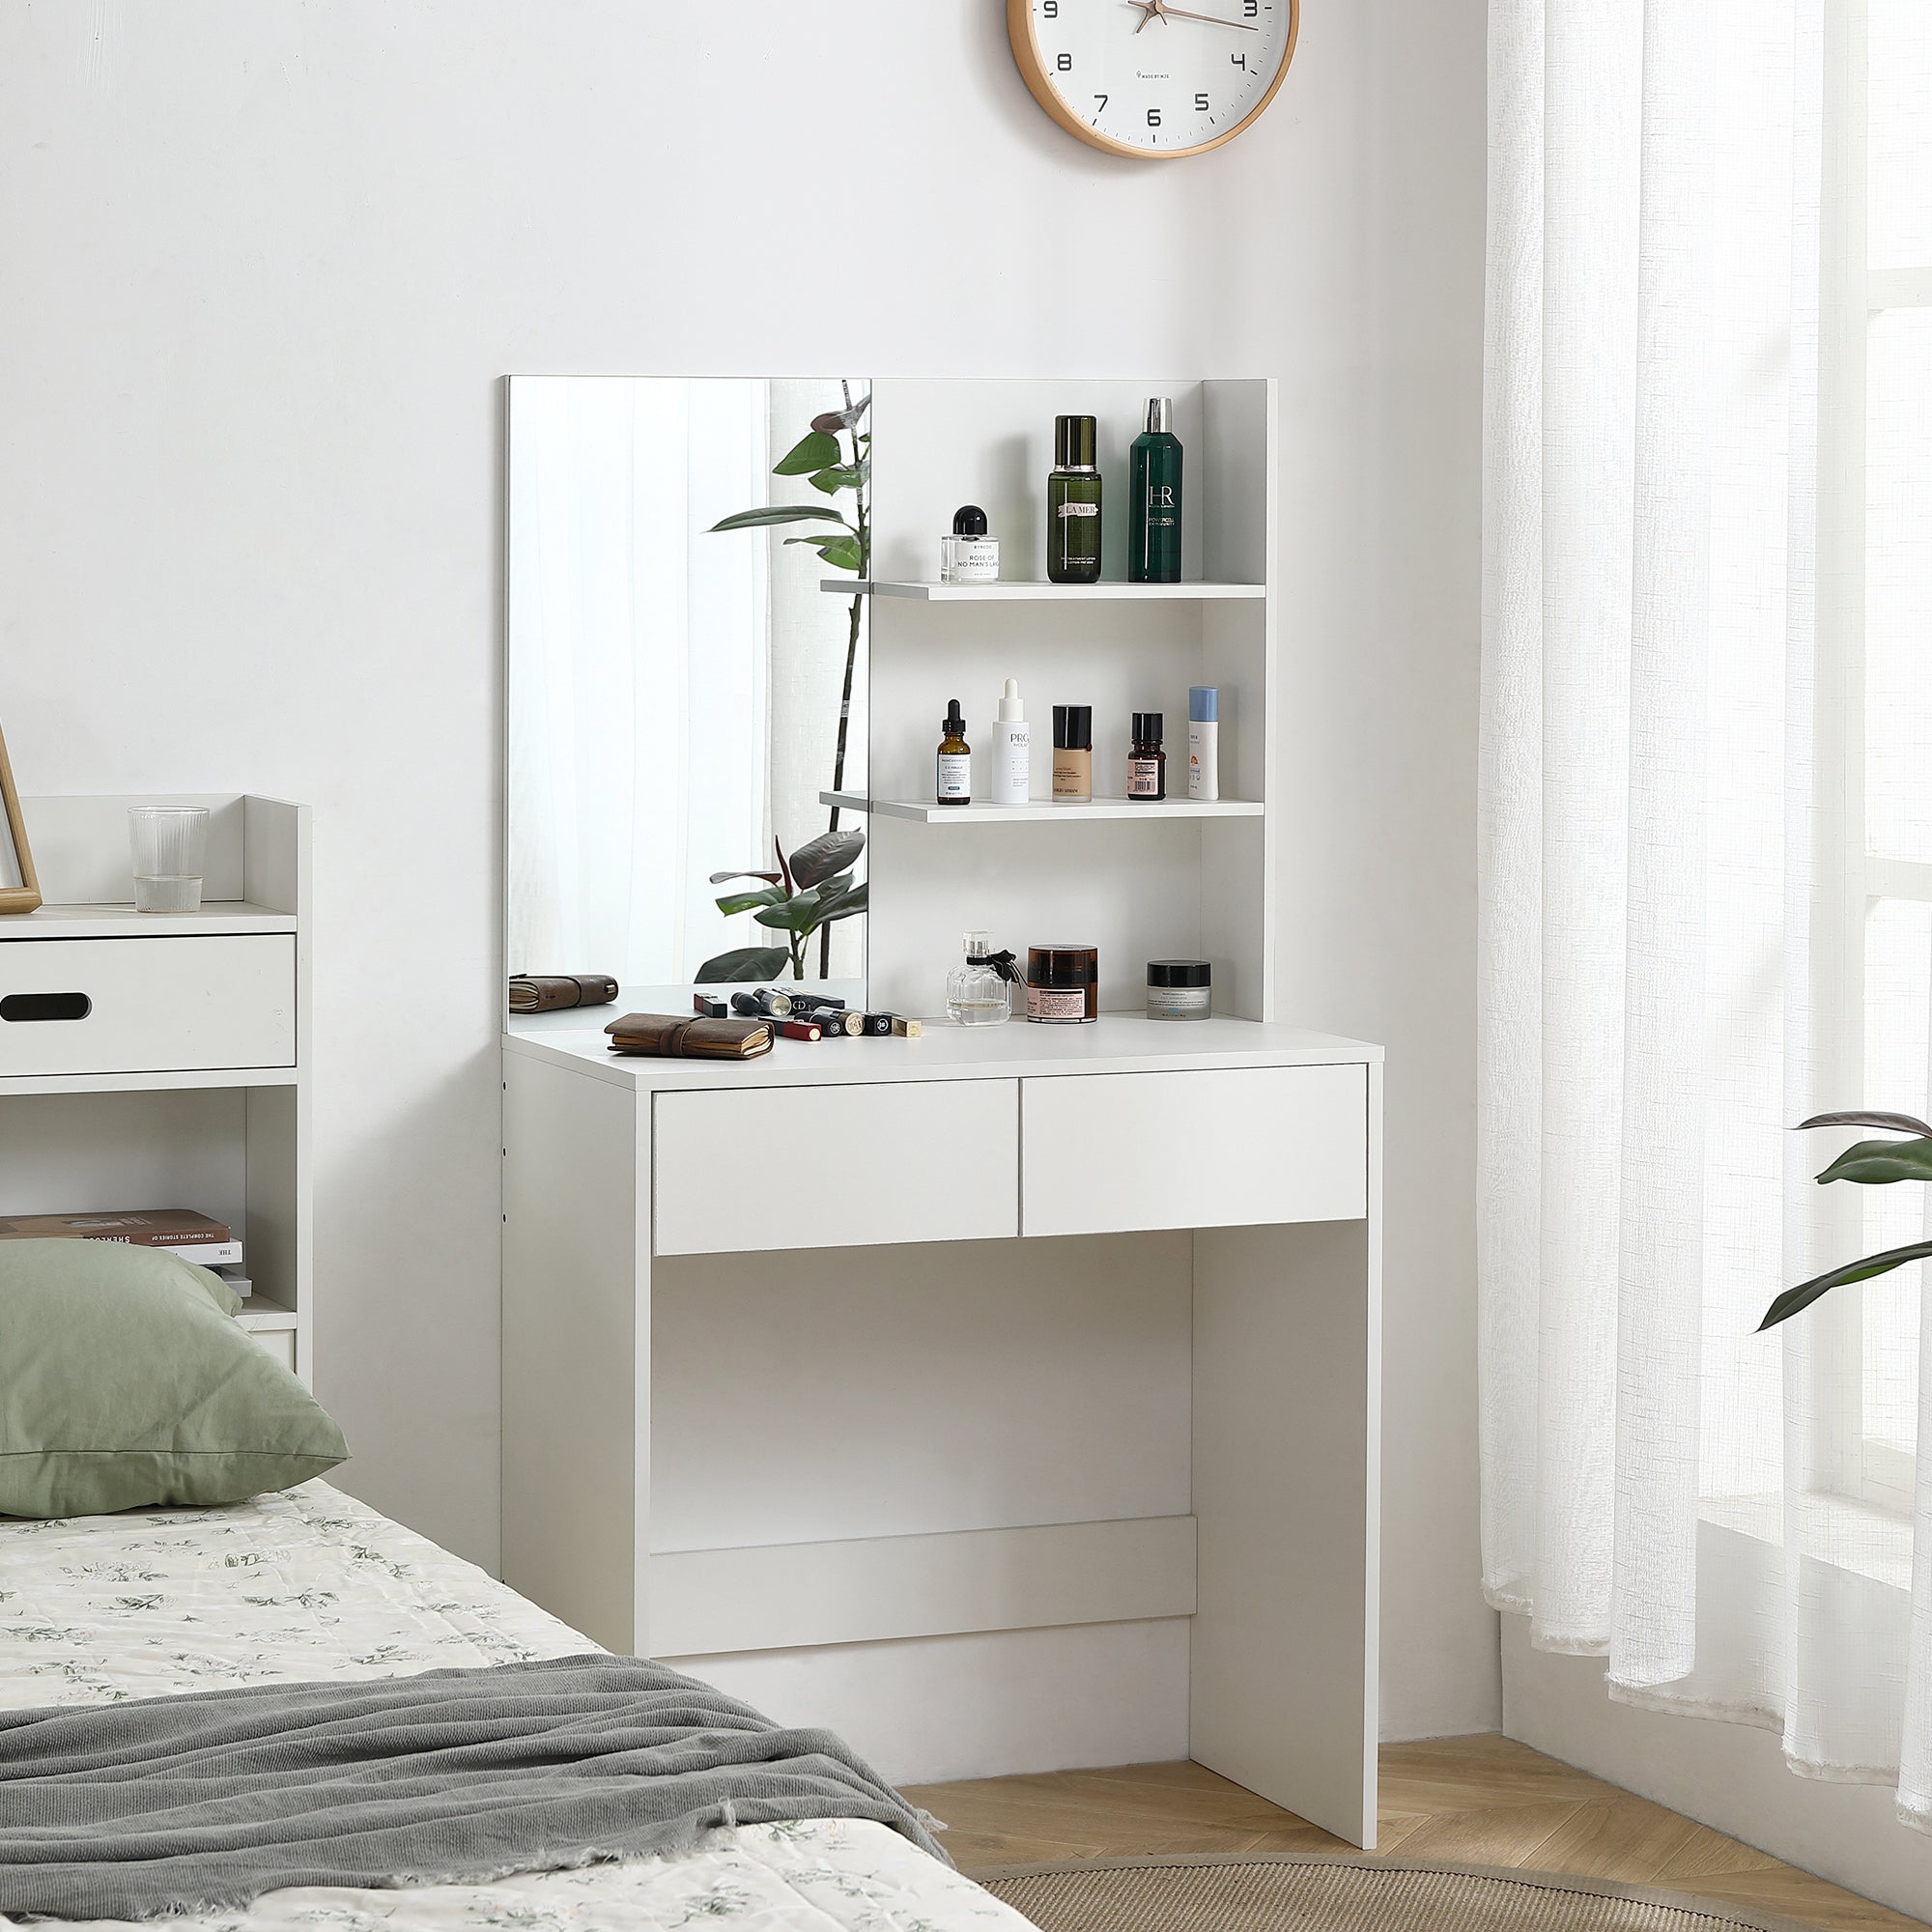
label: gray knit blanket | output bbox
[0,1653,946,1921]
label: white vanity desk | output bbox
[501,1010,1382,1846]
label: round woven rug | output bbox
[971,1855,1819,1932]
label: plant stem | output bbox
[818,384,869,978]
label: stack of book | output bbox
[0,1209,242,1269]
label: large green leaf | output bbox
[1815,1137,1932,1185]
[814,879,868,923]
[1758,1238,1932,1331]
[709,505,849,533]
[782,533,865,572]
[754,890,825,934]
[789,828,866,888]
[809,462,868,497]
[694,946,791,984]
[708,868,782,886]
[714,886,786,917]
[1800,1108,1932,1138]
[773,431,841,476]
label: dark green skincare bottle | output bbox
[1129,397,1183,582]
[1047,414,1102,583]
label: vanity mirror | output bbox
[506,375,870,1006]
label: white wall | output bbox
[0,0,1492,1741]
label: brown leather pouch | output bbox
[510,974,620,1014]
[605,1012,773,1061]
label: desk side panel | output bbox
[1190,1209,1380,1846]
[502,1051,645,1653]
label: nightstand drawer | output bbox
[247,1326,297,1374]
[654,1079,1019,1255]
[1021,1064,1369,1237]
[0,936,296,1077]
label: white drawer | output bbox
[246,1325,298,1374]
[0,935,296,1077]
[1021,1064,1369,1238]
[655,1080,1018,1256]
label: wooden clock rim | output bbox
[1007,0,1299,160]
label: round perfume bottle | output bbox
[947,931,1012,1026]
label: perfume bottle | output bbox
[940,505,1000,583]
[1129,397,1183,582]
[1046,414,1102,583]
[947,931,1013,1027]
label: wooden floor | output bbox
[903,1737,1925,1931]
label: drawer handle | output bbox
[0,992,94,1023]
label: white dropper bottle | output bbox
[991,679,1032,806]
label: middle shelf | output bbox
[820,790,1264,825]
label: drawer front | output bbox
[0,936,296,1077]
[655,1080,1018,1256]
[1021,1064,1369,1238]
[247,1326,298,1374]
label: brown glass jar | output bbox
[1026,944,1099,1024]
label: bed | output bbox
[0,1480,1029,1931]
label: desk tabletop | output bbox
[504,1009,1382,1094]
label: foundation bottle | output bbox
[1051,704,1094,804]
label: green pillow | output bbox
[0,1238,347,1518]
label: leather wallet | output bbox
[509,974,620,1014]
[605,1012,773,1061]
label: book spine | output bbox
[156,1240,243,1267]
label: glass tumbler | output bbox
[128,805,210,913]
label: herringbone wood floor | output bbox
[903,1737,1925,1931]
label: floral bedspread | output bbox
[0,1482,1022,1932]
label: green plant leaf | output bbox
[813,536,865,573]
[709,505,850,533]
[1815,1137,1932,1186]
[754,891,825,934]
[809,462,868,497]
[789,828,866,888]
[694,946,791,983]
[715,887,786,917]
[773,431,841,476]
[1800,1109,1932,1138]
[814,879,868,923]
[1758,1238,1932,1331]
[708,868,783,886]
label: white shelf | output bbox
[821,790,1264,824]
[236,1293,298,1332]
[0,901,298,940]
[826,578,1265,603]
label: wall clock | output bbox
[1008,0,1298,160]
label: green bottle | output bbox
[1129,397,1183,582]
[1047,414,1102,583]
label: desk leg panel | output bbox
[1189,1208,1381,1846]
[501,1057,648,1655]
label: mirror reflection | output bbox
[506,376,870,1003]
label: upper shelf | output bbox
[0,901,298,941]
[823,579,1265,604]
[821,791,1264,825]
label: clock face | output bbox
[1010,0,1297,159]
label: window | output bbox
[1822,0,1932,1512]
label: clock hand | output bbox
[1127,0,1164,29]
[1154,3,1260,24]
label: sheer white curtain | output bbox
[1480,0,1932,1825]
